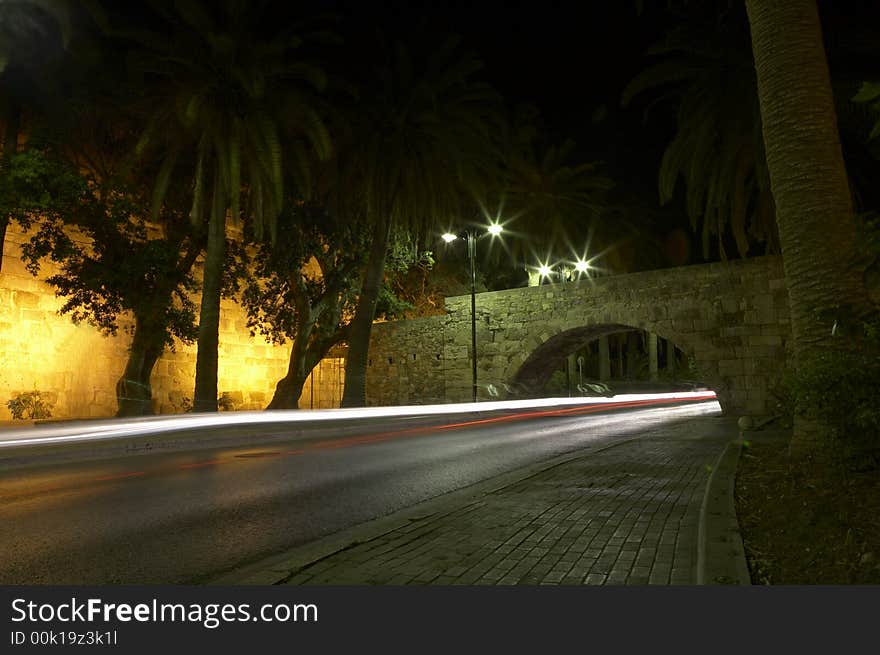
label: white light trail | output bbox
[0,391,717,450]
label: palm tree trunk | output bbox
[341,216,392,407]
[192,201,226,412]
[745,0,871,454]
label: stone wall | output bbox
[0,224,338,419]
[367,256,792,416]
[363,317,448,406]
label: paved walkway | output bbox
[219,416,750,586]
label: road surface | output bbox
[0,397,720,584]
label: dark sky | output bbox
[331,1,668,148]
[320,0,680,226]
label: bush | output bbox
[7,391,54,420]
[786,319,880,466]
[218,392,236,412]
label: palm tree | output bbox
[745,0,873,454]
[626,4,880,263]
[853,81,880,145]
[92,0,333,411]
[339,33,504,407]
[499,105,613,273]
[622,8,778,260]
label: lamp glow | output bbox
[441,233,457,243]
[538,264,552,277]
[574,259,590,273]
[487,223,503,236]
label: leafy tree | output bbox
[241,200,423,409]
[339,32,504,407]
[241,202,365,409]
[4,150,201,416]
[91,0,334,411]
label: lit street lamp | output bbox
[442,223,503,402]
[534,257,592,287]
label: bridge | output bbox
[366,256,791,416]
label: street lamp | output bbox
[535,258,593,285]
[442,222,503,402]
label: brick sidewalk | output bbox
[280,424,731,586]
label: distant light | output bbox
[538,264,552,277]
[441,233,458,243]
[574,259,590,273]
[487,223,503,236]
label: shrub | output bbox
[787,318,880,467]
[218,392,236,412]
[7,391,54,420]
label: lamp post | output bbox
[442,223,502,402]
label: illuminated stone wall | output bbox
[0,224,342,420]
[367,256,793,416]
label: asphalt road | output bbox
[0,399,721,584]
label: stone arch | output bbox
[367,257,790,415]
[504,319,731,410]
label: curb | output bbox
[697,437,751,585]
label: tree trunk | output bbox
[115,316,165,417]
[267,372,309,410]
[192,204,226,412]
[267,314,315,410]
[341,217,392,407]
[746,0,870,453]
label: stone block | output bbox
[12,290,40,309]
[717,360,744,376]
[747,335,783,347]
[443,346,469,360]
[672,319,694,332]
[721,298,741,313]
[748,345,784,359]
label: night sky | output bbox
[9,0,880,274]
[331,1,670,154]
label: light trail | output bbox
[0,391,716,450]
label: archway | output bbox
[507,323,715,401]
